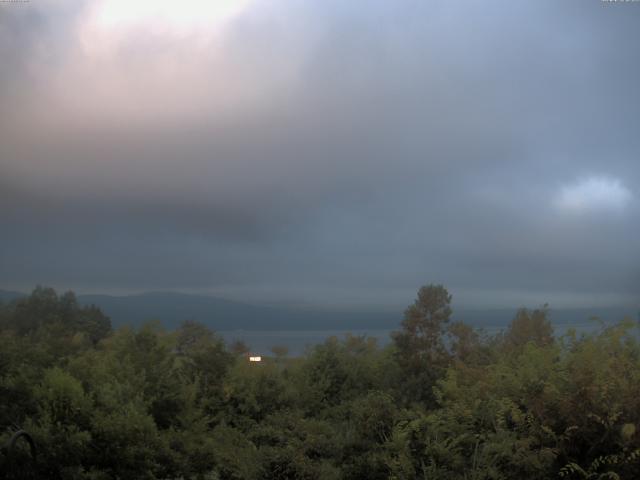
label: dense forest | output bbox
[1,286,639,479]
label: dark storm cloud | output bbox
[1,0,639,308]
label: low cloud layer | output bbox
[1,0,639,310]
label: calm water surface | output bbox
[219,321,610,356]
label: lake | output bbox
[219,321,616,356]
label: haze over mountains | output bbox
[1,289,636,332]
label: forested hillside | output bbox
[1,286,639,479]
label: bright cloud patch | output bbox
[556,176,633,213]
[81,0,250,44]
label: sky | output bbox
[1,0,639,310]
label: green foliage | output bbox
[2,285,640,479]
[503,306,554,351]
[1,287,111,344]
[391,284,453,406]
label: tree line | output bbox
[1,285,639,479]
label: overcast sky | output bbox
[1,0,639,310]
